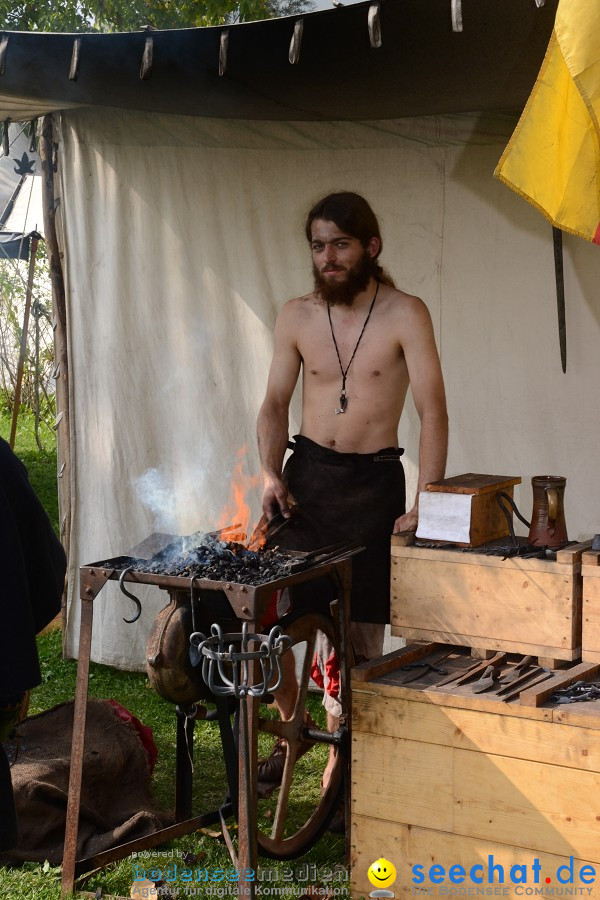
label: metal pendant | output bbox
[334,392,347,415]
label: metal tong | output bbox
[283,540,364,574]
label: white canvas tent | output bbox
[1,0,599,670]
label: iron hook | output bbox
[119,566,142,623]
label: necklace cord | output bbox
[326,282,379,397]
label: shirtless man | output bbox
[256,191,447,795]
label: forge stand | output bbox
[61,555,354,898]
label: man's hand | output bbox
[262,474,292,520]
[393,506,418,534]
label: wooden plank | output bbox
[352,689,600,769]
[453,749,600,862]
[390,625,580,661]
[351,731,453,831]
[583,564,600,659]
[537,657,571,669]
[556,540,592,563]
[391,567,576,635]
[582,549,600,568]
[351,642,440,683]
[351,817,599,899]
[350,815,407,898]
[519,662,600,707]
[352,684,553,721]
[390,530,415,547]
[390,543,577,574]
[554,700,600,728]
[425,473,521,494]
[470,647,497,659]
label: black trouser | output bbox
[279,435,406,625]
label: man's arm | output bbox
[394,297,448,533]
[257,302,302,519]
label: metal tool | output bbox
[500,670,554,703]
[552,680,600,704]
[472,665,501,693]
[436,652,507,688]
[397,651,451,684]
[499,655,533,685]
[495,666,551,697]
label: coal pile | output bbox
[107,533,296,585]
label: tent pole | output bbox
[9,234,38,448]
[40,114,71,642]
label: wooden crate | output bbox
[350,654,600,899]
[417,473,521,547]
[582,549,600,662]
[390,537,590,660]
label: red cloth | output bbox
[310,651,340,700]
[105,700,158,774]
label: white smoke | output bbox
[134,467,181,534]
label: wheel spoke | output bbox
[271,744,296,839]
[292,624,317,723]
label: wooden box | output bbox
[581,549,600,662]
[390,537,590,660]
[350,651,600,899]
[416,473,521,548]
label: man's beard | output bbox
[313,250,376,307]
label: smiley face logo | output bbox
[367,857,397,889]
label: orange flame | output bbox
[216,445,260,543]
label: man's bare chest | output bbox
[297,317,405,385]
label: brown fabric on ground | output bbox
[0,699,173,865]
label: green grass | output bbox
[0,419,349,898]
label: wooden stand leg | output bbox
[61,592,95,897]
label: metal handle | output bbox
[496,491,530,546]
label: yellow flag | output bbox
[495,0,600,244]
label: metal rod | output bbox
[237,631,257,899]
[75,809,229,876]
[175,707,195,821]
[553,225,567,373]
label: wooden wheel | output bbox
[254,610,346,859]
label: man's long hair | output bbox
[305,191,396,288]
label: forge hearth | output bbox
[64,524,359,897]
[95,531,309,585]
[85,527,362,624]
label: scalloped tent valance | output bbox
[0,0,558,122]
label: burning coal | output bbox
[106,532,296,585]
